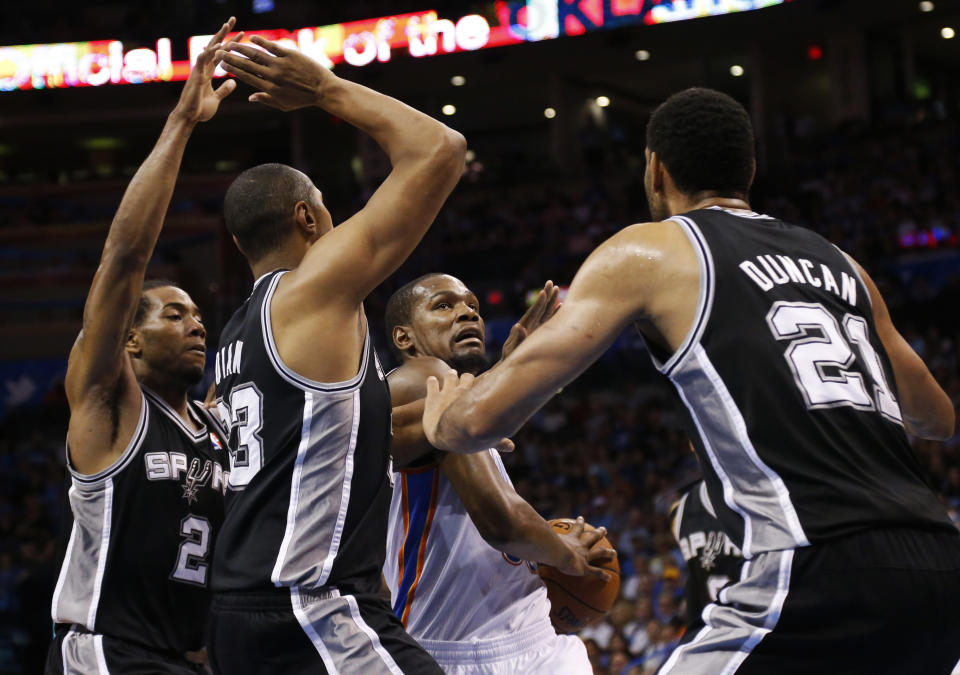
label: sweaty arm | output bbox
[848,256,956,439]
[65,21,240,474]
[424,224,671,454]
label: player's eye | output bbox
[166,314,182,321]
[434,303,449,310]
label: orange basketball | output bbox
[538,518,621,634]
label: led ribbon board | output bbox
[0,1,787,92]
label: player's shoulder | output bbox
[387,356,450,403]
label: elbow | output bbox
[930,408,957,441]
[432,128,467,171]
[473,510,521,549]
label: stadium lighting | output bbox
[544,107,557,119]
[942,26,955,39]
[451,75,466,86]
[465,149,476,162]
[442,104,456,116]
[730,64,745,77]
[919,1,935,11]
[596,96,610,107]
[635,49,651,61]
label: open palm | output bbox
[173,17,242,124]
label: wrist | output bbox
[167,109,200,129]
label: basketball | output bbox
[538,518,621,634]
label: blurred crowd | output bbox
[1,99,959,673]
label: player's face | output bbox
[643,147,669,222]
[409,276,487,375]
[132,286,207,386]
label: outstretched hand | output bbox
[501,281,561,360]
[173,17,243,124]
[423,370,513,453]
[217,35,337,111]
[555,516,617,581]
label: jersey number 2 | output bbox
[172,516,211,586]
[766,301,902,423]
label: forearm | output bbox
[317,77,459,164]
[896,367,956,440]
[489,503,575,570]
[102,114,195,264]
[391,400,435,468]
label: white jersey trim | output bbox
[706,205,776,220]
[50,513,78,621]
[291,588,339,674]
[142,386,208,443]
[318,388,362,586]
[344,594,404,675]
[86,478,114,628]
[260,271,371,393]
[699,480,717,518]
[671,492,689,542]
[94,634,110,674]
[653,216,715,376]
[68,391,148,489]
[272,391,316,586]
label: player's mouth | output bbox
[186,344,207,356]
[452,326,484,348]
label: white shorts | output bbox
[418,619,591,675]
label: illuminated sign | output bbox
[0,1,787,92]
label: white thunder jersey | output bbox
[384,450,551,642]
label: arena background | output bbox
[1,0,958,672]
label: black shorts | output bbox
[208,587,443,675]
[660,528,960,674]
[45,624,205,674]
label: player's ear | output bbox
[649,151,665,193]
[393,325,416,355]
[294,200,316,236]
[126,328,143,357]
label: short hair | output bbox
[133,279,180,328]
[223,163,317,263]
[646,88,755,198]
[384,273,446,358]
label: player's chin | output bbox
[180,363,206,386]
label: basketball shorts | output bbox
[659,527,960,674]
[208,587,443,674]
[418,618,591,675]
[46,624,205,674]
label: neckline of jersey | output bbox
[705,205,775,220]
[141,385,208,443]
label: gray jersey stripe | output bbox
[60,628,111,675]
[50,510,78,622]
[86,478,114,628]
[270,389,361,587]
[292,589,403,674]
[672,346,808,556]
[659,548,794,674]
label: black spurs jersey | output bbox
[670,481,744,622]
[51,386,227,655]
[651,207,955,559]
[212,270,392,594]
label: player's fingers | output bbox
[214,78,237,100]
[587,547,617,565]
[496,438,515,453]
[579,525,607,547]
[585,565,612,582]
[224,41,272,65]
[425,375,440,399]
[439,369,459,392]
[248,92,282,108]
[250,34,291,56]
[206,17,236,49]
[568,516,585,537]
[458,372,475,389]
[218,50,272,81]
[545,285,560,318]
[219,61,273,94]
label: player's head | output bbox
[385,273,487,375]
[644,88,756,221]
[126,280,207,387]
[223,163,333,267]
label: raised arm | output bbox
[64,20,240,474]
[423,222,681,454]
[847,256,955,439]
[218,37,466,306]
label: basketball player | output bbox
[422,88,960,673]
[669,480,743,628]
[206,37,466,674]
[382,274,615,674]
[46,19,238,674]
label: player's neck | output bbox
[676,193,752,215]
[249,241,306,281]
[138,374,191,419]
